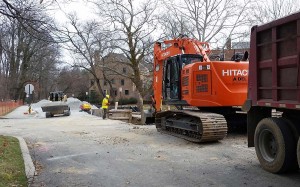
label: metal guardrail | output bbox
[0,100,23,116]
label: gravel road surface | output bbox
[0,99,299,187]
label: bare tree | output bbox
[252,0,300,24]
[91,0,157,123]
[160,0,254,47]
[0,0,72,21]
[158,12,189,39]
[29,42,60,100]
[59,14,114,100]
[0,0,59,41]
[0,0,61,100]
[56,67,90,97]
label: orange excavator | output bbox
[151,35,249,142]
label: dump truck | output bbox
[243,12,300,173]
[41,91,70,118]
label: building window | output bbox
[111,79,115,84]
[121,79,125,85]
[123,67,127,74]
[114,90,117,96]
[125,90,129,95]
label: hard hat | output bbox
[106,94,110,98]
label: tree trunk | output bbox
[137,92,146,125]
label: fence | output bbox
[0,100,23,116]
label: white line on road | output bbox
[47,152,98,161]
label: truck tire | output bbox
[254,117,297,173]
[297,138,300,168]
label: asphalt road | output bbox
[0,102,300,187]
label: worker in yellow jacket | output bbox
[102,95,110,119]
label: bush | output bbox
[77,92,87,101]
[118,97,138,105]
[89,92,101,104]
[128,97,138,104]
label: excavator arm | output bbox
[154,37,211,62]
[153,36,211,112]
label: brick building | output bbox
[89,53,149,101]
[210,41,250,61]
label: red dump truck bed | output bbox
[248,12,300,109]
[246,11,300,174]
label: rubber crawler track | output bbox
[155,110,227,142]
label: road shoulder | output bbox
[16,136,35,184]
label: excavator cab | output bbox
[163,54,203,105]
[163,55,180,101]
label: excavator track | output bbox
[155,110,227,142]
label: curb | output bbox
[16,136,35,184]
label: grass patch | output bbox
[0,135,27,187]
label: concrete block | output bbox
[91,109,103,117]
[108,109,132,123]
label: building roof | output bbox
[232,42,250,49]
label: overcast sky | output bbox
[45,1,98,63]
[48,1,97,24]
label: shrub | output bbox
[118,97,138,105]
[89,92,101,104]
[128,97,138,104]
